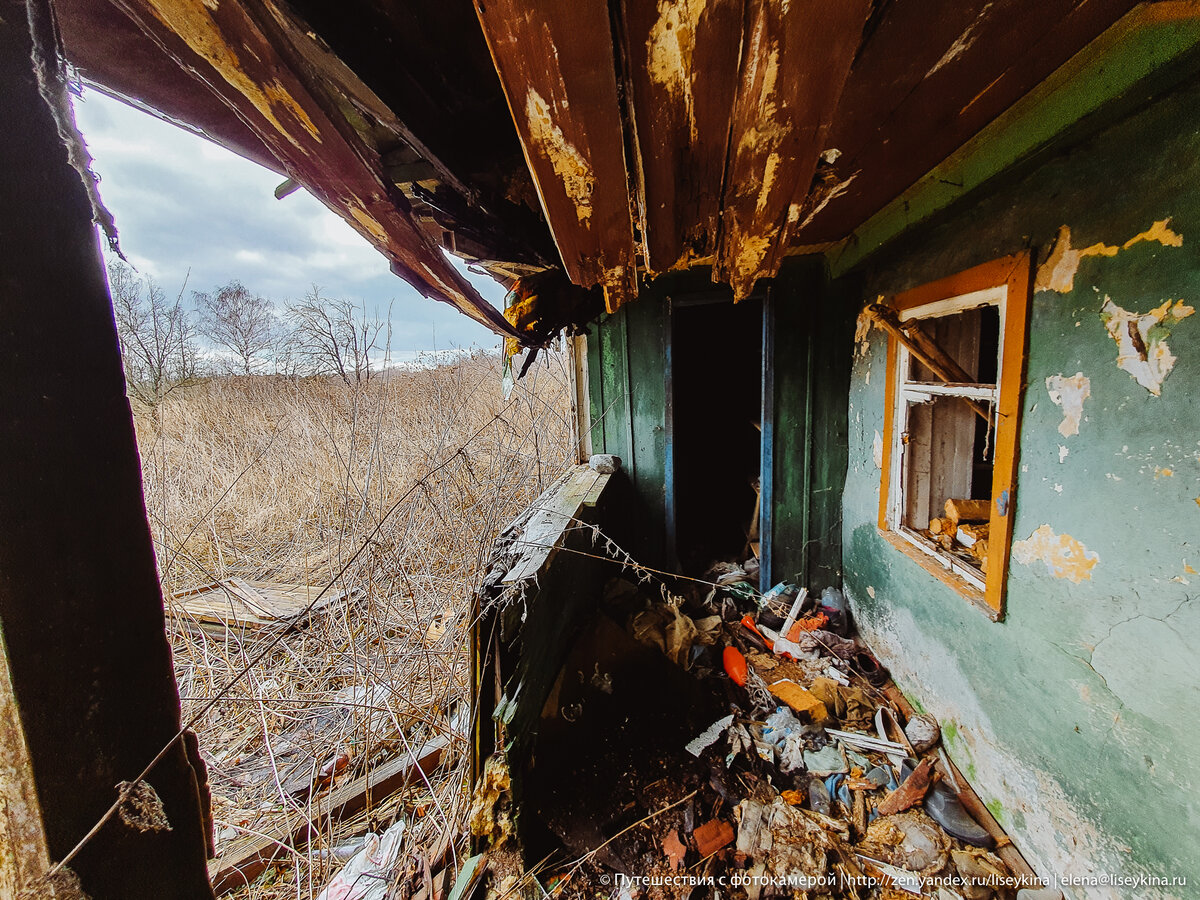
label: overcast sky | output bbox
[72,87,501,358]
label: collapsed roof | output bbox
[56,0,1138,342]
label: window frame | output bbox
[876,253,1032,620]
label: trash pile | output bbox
[472,561,1038,899]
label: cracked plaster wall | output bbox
[838,75,1200,895]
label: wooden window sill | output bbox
[876,528,1002,621]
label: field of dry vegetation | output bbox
[134,350,574,899]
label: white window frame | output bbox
[886,285,1007,590]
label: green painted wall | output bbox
[840,76,1200,893]
[586,262,848,588]
[587,291,669,567]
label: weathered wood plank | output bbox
[474,0,639,312]
[106,0,520,339]
[797,0,1136,242]
[621,0,744,273]
[502,466,605,585]
[208,734,452,894]
[715,0,870,302]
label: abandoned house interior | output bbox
[3,0,1200,896]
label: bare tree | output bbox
[193,280,280,374]
[108,260,198,404]
[288,287,387,386]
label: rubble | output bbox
[468,559,1030,898]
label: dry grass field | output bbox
[133,350,574,898]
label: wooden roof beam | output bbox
[474,0,640,313]
[714,0,871,302]
[105,0,521,339]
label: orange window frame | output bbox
[876,252,1031,619]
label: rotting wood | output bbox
[170,578,354,634]
[714,0,871,302]
[474,0,638,313]
[208,733,452,894]
[501,466,608,585]
[796,0,1138,243]
[865,303,992,422]
[104,0,521,340]
[619,0,744,273]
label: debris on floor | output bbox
[470,560,1035,898]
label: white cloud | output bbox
[74,88,504,353]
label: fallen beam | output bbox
[209,734,453,894]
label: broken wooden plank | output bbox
[620,0,744,273]
[865,303,993,422]
[474,0,639,312]
[208,733,452,894]
[502,466,607,585]
[796,0,1137,243]
[105,0,521,340]
[715,0,871,302]
[170,579,353,633]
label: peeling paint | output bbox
[144,0,321,148]
[849,598,1134,893]
[872,430,884,469]
[1036,220,1183,293]
[1012,524,1099,583]
[525,88,595,223]
[1100,297,1194,395]
[757,152,782,214]
[646,0,707,142]
[1155,466,1174,478]
[1058,445,1069,463]
[798,172,859,229]
[854,306,874,359]
[1045,372,1090,437]
[926,3,993,77]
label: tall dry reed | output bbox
[133,349,574,899]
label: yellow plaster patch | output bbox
[1123,218,1183,251]
[1035,219,1183,294]
[1185,562,1197,575]
[646,0,707,142]
[1100,297,1194,395]
[1012,525,1099,583]
[1155,467,1174,478]
[525,89,595,224]
[144,0,320,148]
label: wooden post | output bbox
[0,2,213,896]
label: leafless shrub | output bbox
[287,288,388,386]
[108,260,198,405]
[134,349,575,899]
[194,281,282,375]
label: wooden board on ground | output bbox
[170,578,354,633]
[208,732,453,893]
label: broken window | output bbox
[877,256,1031,617]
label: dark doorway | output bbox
[669,294,764,575]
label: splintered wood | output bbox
[170,577,353,633]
